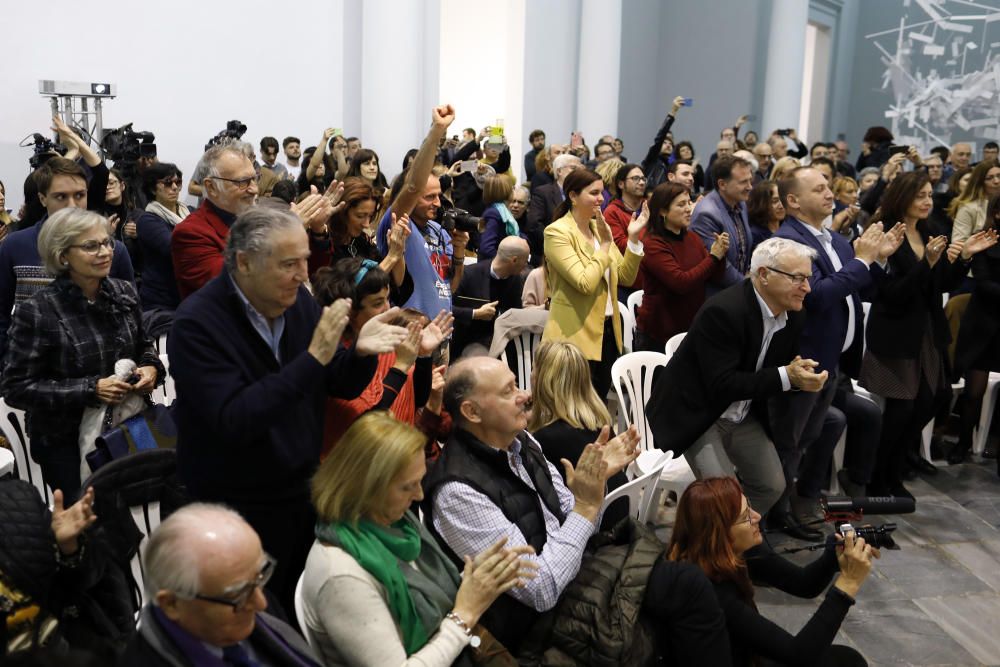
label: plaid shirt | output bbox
[0,276,162,452]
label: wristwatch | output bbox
[445,612,481,648]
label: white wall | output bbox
[0,0,350,211]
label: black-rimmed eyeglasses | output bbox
[208,175,258,191]
[189,553,276,612]
[767,266,811,286]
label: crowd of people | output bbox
[1,96,999,667]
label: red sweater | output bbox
[604,198,644,290]
[636,228,724,346]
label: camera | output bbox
[776,129,793,136]
[101,123,157,179]
[837,522,899,550]
[440,207,481,234]
[25,133,68,169]
[889,144,912,156]
[205,120,248,151]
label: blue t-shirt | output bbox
[376,207,453,318]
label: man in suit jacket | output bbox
[172,143,259,300]
[690,155,754,295]
[121,504,322,667]
[647,237,828,516]
[526,154,581,261]
[772,167,902,518]
[452,237,529,357]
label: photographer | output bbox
[376,105,469,319]
[668,477,872,667]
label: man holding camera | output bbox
[376,104,469,319]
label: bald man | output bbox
[121,503,320,666]
[451,236,530,357]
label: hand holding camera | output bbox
[833,527,875,599]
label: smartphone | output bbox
[570,132,583,147]
[459,160,479,173]
[776,129,790,136]
[889,144,910,156]
[682,98,694,107]
[491,119,504,139]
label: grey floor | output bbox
[654,452,1000,666]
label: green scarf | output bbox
[316,511,459,655]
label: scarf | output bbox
[494,202,519,237]
[145,200,190,227]
[316,511,460,655]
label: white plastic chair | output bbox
[973,372,1000,455]
[627,290,643,327]
[155,333,169,355]
[0,398,51,505]
[150,353,176,406]
[664,332,686,359]
[618,301,635,353]
[295,573,320,649]
[499,330,544,391]
[602,450,672,524]
[0,448,14,478]
[611,352,667,462]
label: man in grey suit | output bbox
[690,155,755,295]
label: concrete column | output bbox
[761,0,809,139]
[576,0,622,144]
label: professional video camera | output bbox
[20,133,68,169]
[101,123,157,178]
[205,120,248,151]
[778,495,913,553]
[440,207,481,234]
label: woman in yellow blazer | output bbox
[543,168,648,398]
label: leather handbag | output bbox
[85,402,176,472]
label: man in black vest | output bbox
[424,357,734,663]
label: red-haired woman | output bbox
[668,477,873,667]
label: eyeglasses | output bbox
[208,174,258,190]
[191,553,276,612]
[70,238,115,255]
[158,178,182,188]
[734,502,754,526]
[767,266,812,285]
[627,175,648,183]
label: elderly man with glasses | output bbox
[648,237,828,520]
[120,503,322,666]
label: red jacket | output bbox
[636,228,724,346]
[604,198,644,290]
[171,201,232,300]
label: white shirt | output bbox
[720,286,791,423]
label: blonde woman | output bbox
[949,159,1000,243]
[302,411,534,667]
[528,339,636,529]
[769,156,801,182]
[596,157,626,203]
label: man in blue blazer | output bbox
[690,155,755,295]
[772,167,904,534]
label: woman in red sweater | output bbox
[635,182,730,352]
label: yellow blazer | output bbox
[542,212,642,360]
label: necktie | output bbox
[222,643,259,667]
[730,207,748,273]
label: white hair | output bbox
[142,503,248,603]
[223,206,303,272]
[734,150,759,173]
[192,139,254,185]
[749,237,817,276]
[552,154,582,172]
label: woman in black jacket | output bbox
[668,477,873,667]
[0,209,162,500]
[951,194,1000,465]
[859,172,992,496]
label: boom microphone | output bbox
[823,495,916,515]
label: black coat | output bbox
[526,182,563,260]
[647,280,804,455]
[451,259,525,356]
[955,243,1000,373]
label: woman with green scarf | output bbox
[478,175,526,262]
[302,411,534,666]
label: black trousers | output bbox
[233,494,316,625]
[35,443,82,503]
[588,316,620,401]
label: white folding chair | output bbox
[627,290,643,327]
[602,450,672,525]
[499,330,544,391]
[0,448,14,478]
[295,573,320,649]
[664,332,686,359]
[618,301,635,353]
[0,398,51,506]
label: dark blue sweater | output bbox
[135,211,180,310]
[0,216,135,359]
[167,271,377,503]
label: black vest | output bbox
[422,428,566,651]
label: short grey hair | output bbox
[192,139,254,185]
[142,503,248,603]
[857,167,880,182]
[749,237,817,276]
[553,154,582,172]
[512,185,530,201]
[223,205,303,272]
[37,208,111,276]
